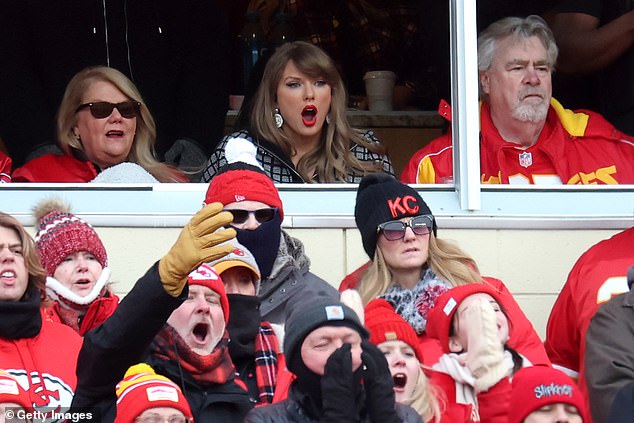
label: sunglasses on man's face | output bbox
[377,214,434,241]
[226,208,277,224]
[75,101,141,119]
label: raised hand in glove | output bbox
[320,343,361,423]
[159,202,236,296]
[361,340,402,423]
[460,296,508,393]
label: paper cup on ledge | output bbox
[363,70,396,112]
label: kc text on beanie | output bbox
[354,173,435,258]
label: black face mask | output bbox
[235,213,281,279]
[227,294,261,360]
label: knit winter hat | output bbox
[204,137,284,219]
[509,366,587,423]
[0,371,31,410]
[115,363,193,423]
[425,283,503,353]
[354,173,436,258]
[364,299,424,363]
[207,237,261,295]
[33,199,108,276]
[284,291,369,371]
[187,263,230,324]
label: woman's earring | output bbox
[326,114,331,125]
[274,108,284,128]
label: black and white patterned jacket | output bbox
[200,129,394,183]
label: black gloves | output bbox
[361,340,402,423]
[320,344,361,423]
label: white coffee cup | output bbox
[363,70,396,112]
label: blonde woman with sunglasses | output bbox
[346,173,550,367]
[12,66,186,182]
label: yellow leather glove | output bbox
[158,202,236,296]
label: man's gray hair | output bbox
[478,15,558,71]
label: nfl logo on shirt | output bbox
[518,151,533,168]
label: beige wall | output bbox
[31,225,620,340]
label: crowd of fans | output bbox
[1,5,633,423]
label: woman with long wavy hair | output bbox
[202,41,393,183]
[345,173,550,367]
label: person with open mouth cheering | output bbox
[12,66,186,183]
[202,41,394,183]
[34,197,118,336]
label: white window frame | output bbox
[2,0,632,231]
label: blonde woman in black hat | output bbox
[346,173,548,367]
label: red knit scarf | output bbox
[152,325,236,386]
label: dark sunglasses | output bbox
[225,208,277,224]
[377,214,434,241]
[76,101,141,119]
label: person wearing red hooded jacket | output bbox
[401,16,634,185]
[426,284,530,422]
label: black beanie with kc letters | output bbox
[354,173,437,259]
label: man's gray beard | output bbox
[511,101,549,123]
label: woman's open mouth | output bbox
[393,373,408,390]
[301,106,318,127]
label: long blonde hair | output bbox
[249,41,385,182]
[407,366,445,423]
[57,66,181,182]
[357,234,482,304]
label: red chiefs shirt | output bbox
[0,319,82,411]
[401,99,634,185]
[544,227,634,422]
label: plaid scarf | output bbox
[380,268,450,334]
[152,325,236,386]
[252,322,282,405]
